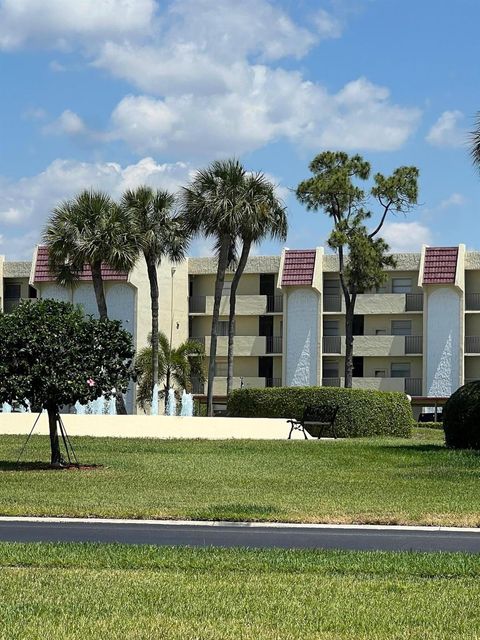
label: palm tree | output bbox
[179,159,247,416]
[226,174,287,394]
[471,113,480,169]
[44,189,138,320]
[136,332,205,412]
[121,187,189,408]
[43,189,138,413]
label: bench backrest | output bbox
[303,404,338,424]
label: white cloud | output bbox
[0,0,156,50]
[107,73,420,157]
[439,193,467,209]
[0,157,194,259]
[426,110,466,147]
[314,9,343,39]
[382,221,433,253]
[49,59,66,72]
[43,110,87,136]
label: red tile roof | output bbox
[423,247,458,284]
[33,245,129,283]
[281,249,316,286]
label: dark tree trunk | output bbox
[146,254,160,400]
[207,237,231,416]
[47,403,62,466]
[227,241,251,395]
[344,300,354,388]
[91,260,108,321]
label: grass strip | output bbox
[0,543,479,640]
[1,428,479,527]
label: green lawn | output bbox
[0,543,479,639]
[0,428,479,526]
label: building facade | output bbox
[2,243,480,412]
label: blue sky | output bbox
[0,0,479,260]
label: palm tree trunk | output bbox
[227,240,251,395]
[47,402,62,466]
[207,237,230,416]
[91,260,108,321]
[145,254,160,400]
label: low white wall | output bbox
[0,414,293,440]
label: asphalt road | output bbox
[1,519,480,552]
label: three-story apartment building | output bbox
[1,243,479,412]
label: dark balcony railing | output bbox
[265,377,282,388]
[191,377,205,394]
[190,336,206,348]
[405,293,423,312]
[465,336,480,353]
[322,377,341,387]
[188,296,206,313]
[405,378,422,396]
[405,335,423,354]
[466,293,480,311]
[266,336,283,354]
[323,295,342,312]
[323,336,342,354]
[266,295,283,313]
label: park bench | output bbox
[287,404,339,440]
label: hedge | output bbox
[227,386,413,438]
[443,381,480,449]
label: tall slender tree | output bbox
[470,113,480,169]
[121,187,189,407]
[43,189,138,413]
[226,174,287,395]
[296,152,418,388]
[180,159,246,416]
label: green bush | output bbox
[228,386,413,438]
[417,421,443,430]
[443,381,480,449]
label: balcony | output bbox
[210,376,281,394]
[322,376,422,395]
[189,294,283,316]
[324,293,424,314]
[266,335,282,354]
[322,335,422,356]
[266,295,283,313]
[466,293,480,311]
[465,336,480,354]
[3,298,30,313]
[191,335,283,356]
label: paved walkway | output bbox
[1,518,479,553]
[0,414,293,439]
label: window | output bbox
[392,278,412,294]
[259,273,275,296]
[215,358,228,376]
[323,320,339,336]
[322,361,339,378]
[376,285,387,294]
[391,363,411,378]
[375,329,386,335]
[217,321,229,336]
[392,320,412,336]
[324,279,340,295]
[4,283,21,299]
[375,370,386,378]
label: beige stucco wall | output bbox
[130,258,189,352]
[188,255,280,275]
[364,314,423,335]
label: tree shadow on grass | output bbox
[0,460,102,471]
[188,503,280,522]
